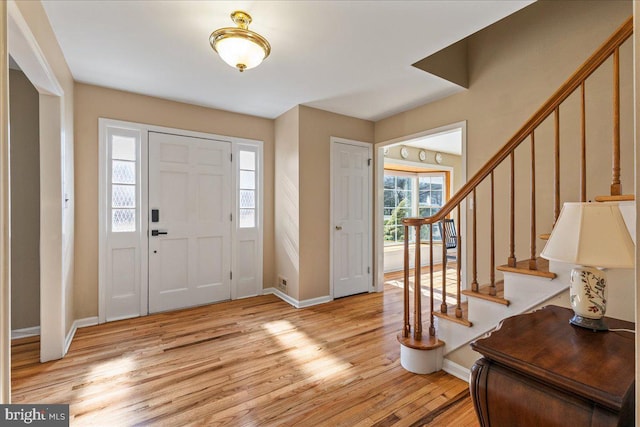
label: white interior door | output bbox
[332,140,371,298]
[148,132,231,313]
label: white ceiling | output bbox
[405,129,463,155]
[41,1,533,121]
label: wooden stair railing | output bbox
[398,16,633,349]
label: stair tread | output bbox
[397,333,445,350]
[461,280,510,306]
[594,194,635,202]
[497,258,556,279]
[433,301,472,327]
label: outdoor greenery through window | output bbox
[384,172,446,245]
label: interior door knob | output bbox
[335,226,343,230]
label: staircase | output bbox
[397,17,635,374]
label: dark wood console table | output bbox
[470,305,635,427]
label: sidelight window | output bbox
[238,150,256,228]
[110,134,138,232]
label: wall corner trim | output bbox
[64,316,99,355]
[263,288,332,308]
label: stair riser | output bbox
[437,271,568,355]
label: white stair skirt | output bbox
[399,343,444,374]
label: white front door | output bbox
[148,132,231,313]
[332,139,372,298]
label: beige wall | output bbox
[376,0,633,285]
[74,83,275,318]
[273,106,374,301]
[9,69,40,330]
[298,106,374,300]
[274,107,300,299]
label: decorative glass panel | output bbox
[112,185,136,208]
[112,209,135,232]
[112,160,135,184]
[239,170,255,190]
[239,209,255,228]
[240,190,255,209]
[238,150,258,229]
[112,136,136,161]
[239,151,255,171]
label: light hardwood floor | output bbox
[12,284,479,426]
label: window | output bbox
[111,135,137,232]
[383,175,413,244]
[383,171,446,245]
[238,150,256,228]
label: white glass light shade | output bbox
[210,11,271,72]
[540,202,634,268]
[215,36,267,71]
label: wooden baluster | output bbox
[441,221,448,313]
[529,132,537,270]
[429,223,435,337]
[508,152,516,267]
[580,81,587,202]
[611,47,621,196]
[490,171,496,296]
[413,225,422,340]
[554,107,560,223]
[471,188,478,292]
[403,224,410,338]
[455,204,462,318]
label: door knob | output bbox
[151,230,168,236]
[335,226,343,230]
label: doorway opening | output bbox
[375,122,467,306]
[9,58,40,346]
[8,2,68,365]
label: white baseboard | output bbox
[443,358,471,383]
[11,326,40,339]
[64,316,99,355]
[263,288,332,308]
[75,316,99,329]
[298,294,332,308]
[263,287,299,307]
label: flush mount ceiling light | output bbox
[209,10,271,72]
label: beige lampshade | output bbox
[540,202,635,268]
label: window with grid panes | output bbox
[383,171,446,245]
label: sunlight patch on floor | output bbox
[76,356,137,401]
[263,320,352,379]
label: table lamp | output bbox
[540,202,635,331]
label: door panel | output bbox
[148,132,231,313]
[332,141,371,298]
